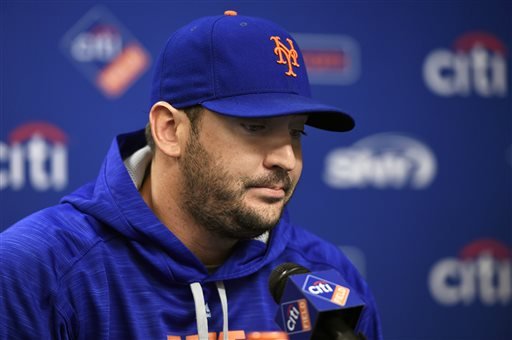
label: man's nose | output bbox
[262,138,297,172]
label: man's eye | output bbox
[241,124,266,132]
[290,129,307,138]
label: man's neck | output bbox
[139,163,237,267]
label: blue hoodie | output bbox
[1,130,382,339]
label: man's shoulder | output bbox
[279,223,366,290]
[1,203,106,277]
[284,223,345,262]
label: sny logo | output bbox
[270,36,300,77]
[324,133,437,190]
[302,275,350,306]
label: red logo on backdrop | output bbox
[428,238,511,306]
[60,6,150,98]
[423,31,508,97]
[0,122,68,191]
[292,33,360,85]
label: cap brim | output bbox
[200,93,355,132]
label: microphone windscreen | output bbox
[268,262,310,303]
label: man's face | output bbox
[179,108,306,240]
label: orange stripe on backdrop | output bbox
[96,43,149,98]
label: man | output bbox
[1,11,382,339]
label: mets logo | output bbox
[270,36,300,77]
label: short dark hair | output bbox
[145,105,204,151]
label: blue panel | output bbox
[1,1,510,338]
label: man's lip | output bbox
[248,186,287,198]
[249,185,286,191]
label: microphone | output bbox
[268,263,366,340]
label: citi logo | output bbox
[324,133,437,190]
[303,275,337,300]
[428,239,511,306]
[302,275,350,306]
[70,24,123,63]
[307,280,334,295]
[281,299,311,333]
[0,122,68,191]
[423,31,507,97]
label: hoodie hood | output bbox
[5,128,382,339]
[61,129,293,284]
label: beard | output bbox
[179,128,296,240]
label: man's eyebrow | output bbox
[291,115,309,123]
[236,117,267,123]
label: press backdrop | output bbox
[1,1,511,339]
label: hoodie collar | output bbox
[63,129,292,283]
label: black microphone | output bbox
[268,263,366,340]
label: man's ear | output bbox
[149,101,189,157]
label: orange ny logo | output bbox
[270,36,300,77]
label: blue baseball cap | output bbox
[150,10,354,132]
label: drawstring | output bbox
[190,282,209,339]
[216,281,229,340]
[190,281,229,340]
